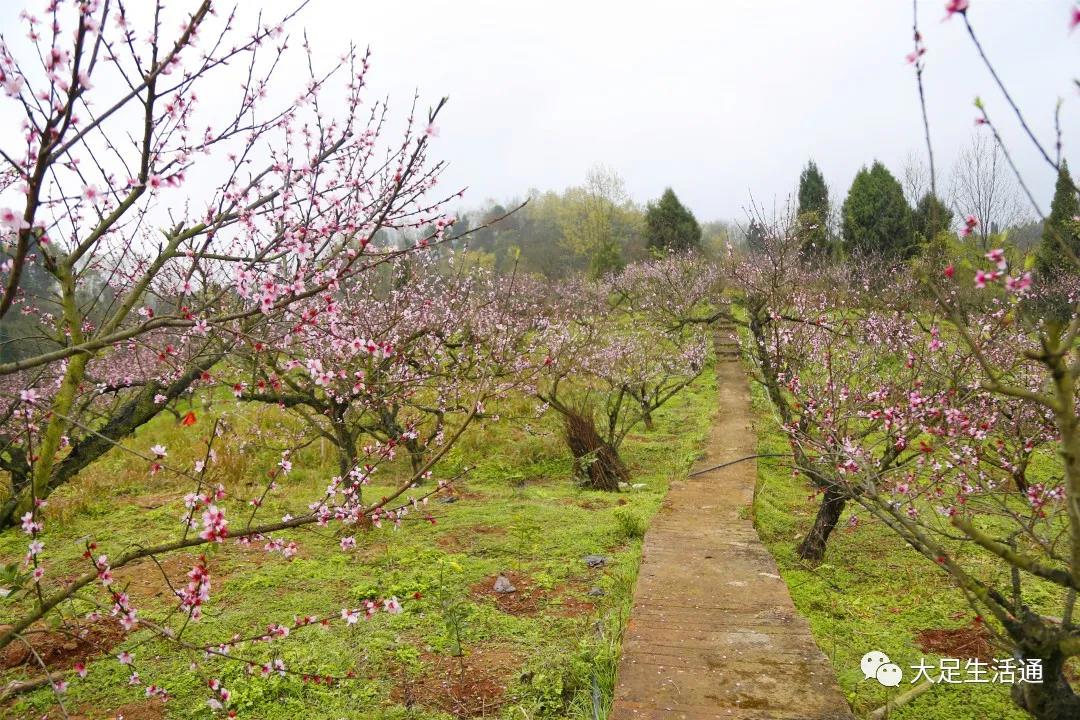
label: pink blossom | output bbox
[20,512,42,535]
[945,0,969,20]
[200,505,228,542]
[960,214,978,237]
[1005,273,1032,295]
[118,651,133,665]
[0,208,29,231]
[2,74,24,97]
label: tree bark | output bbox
[0,351,224,528]
[563,407,628,491]
[796,485,847,563]
[1010,650,1080,720]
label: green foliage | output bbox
[613,506,648,539]
[1035,160,1080,277]
[589,235,625,279]
[559,167,644,279]
[798,160,829,219]
[912,191,954,241]
[797,160,830,258]
[841,161,915,259]
[644,188,702,253]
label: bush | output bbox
[613,506,648,539]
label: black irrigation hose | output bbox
[687,453,789,477]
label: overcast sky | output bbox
[1,1,1074,224]
[286,0,1076,223]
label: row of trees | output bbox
[0,12,717,693]
[731,5,1080,717]
[732,218,1079,718]
[789,142,1077,276]
[442,168,702,279]
[0,5,720,712]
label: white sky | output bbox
[1,0,1076,224]
[297,0,1078,222]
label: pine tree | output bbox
[912,192,954,241]
[745,219,768,253]
[840,161,915,258]
[645,188,701,252]
[796,160,830,257]
[1035,160,1080,277]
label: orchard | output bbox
[0,2,1077,720]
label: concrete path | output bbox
[609,322,854,720]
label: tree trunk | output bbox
[641,407,654,431]
[1010,650,1080,720]
[333,424,356,480]
[0,352,224,529]
[406,438,426,480]
[563,408,628,491]
[797,485,847,563]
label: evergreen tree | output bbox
[840,161,915,258]
[912,191,954,241]
[796,160,830,257]
[745,219,768,253]
[1035,160,1080,277]
[645,188,701,252]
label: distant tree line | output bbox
[437,166,709,279]
[789,135,1077,284]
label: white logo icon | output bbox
[862,650,904,687]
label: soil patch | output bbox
[436,525,506,553]
[559,497,612,510]
[1,617,126,672]
[392,647,518,717]
[67,698,166,720]
[469,572,543,616]
[917,623,996,663]
[551,586,596,617]
[111,553,196,603]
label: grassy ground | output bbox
[749,380,1031,719]
[0,367,717,719]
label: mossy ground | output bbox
[0,368,716,719]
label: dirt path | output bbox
[609,322,854,720]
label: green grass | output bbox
[0,365,716,719]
